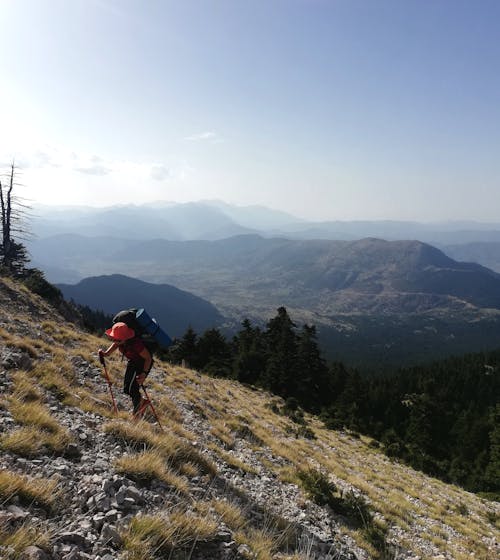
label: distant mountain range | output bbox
[32,200,500,246]
[57,274,224,338]
[38,232,500,367]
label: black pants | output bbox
[124,359,145,413]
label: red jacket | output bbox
[119,338,146,362]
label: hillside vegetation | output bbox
[0,276,498,560]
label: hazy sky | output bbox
[0,0,499,221]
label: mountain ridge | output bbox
[57,274,224,338]
[31,234,500,366]
[31,201,500,245]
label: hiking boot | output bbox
[133,397,150,419]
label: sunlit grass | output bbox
[199,498,247,531]
[0,425,73,457]
[207,442,258,474]
[104,420,216,476]
[0,470,60,511]
[0,523,51,558]
[121,511,218,560]
[11,371,43,402]
[114,451,189,494]
[9,399,62,433]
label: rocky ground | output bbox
[0,277,498,559]
[0,345,373,560]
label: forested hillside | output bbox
[170,307,500,498]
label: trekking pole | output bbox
[98,352,118,414]
[140,385,163,431]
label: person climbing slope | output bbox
[98,322,153,416]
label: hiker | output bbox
[98,322,153,415]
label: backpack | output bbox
[112,308,173,356]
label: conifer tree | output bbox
[233,319,266,384]
[170,326,199,368]
[261,307,298,396]
[484,403,500,492]
[295,324,330,410]
[197,328,232,376]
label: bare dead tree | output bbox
[0,162,30,275]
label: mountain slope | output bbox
[0,276,498,560]
[30,234,500,365]
[57,274,225,337]
[32,235,500,311]
[442,241,500,273]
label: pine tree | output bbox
[261,307,298,397]
[170,326,199,368]
[484,404,500,493]
[295,324,330,410]
[197,328,232,376]
[233,319,267,384]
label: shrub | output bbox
[296,425,316,440]
[22,268,63,304]
[297,468,337,507]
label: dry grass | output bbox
[11,371,43,402]
[0,425,73,457]
[121,511,218,560]
[31,359,77,399]
[234,523,297,560]
[3,393,74,457]
[2,277,498,560]
[202,498,248,531]
[209,419,236,448]
[9,399,62,433]
[207,442,258,475]
[165,370,500,560]
[0,523,51,558]
[0,470,60,511]
[114,451,189,494]
[103,419,163,449]
[104,420,216,476]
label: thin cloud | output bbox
[150,165,171,181]
[75,164,112,176]
[184,131,219,142]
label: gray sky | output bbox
[1,0,499,221]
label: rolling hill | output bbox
[38,235,500,366]
[57,274,225,338]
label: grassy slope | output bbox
[0,276,498,559]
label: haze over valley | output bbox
[27,201,500,368]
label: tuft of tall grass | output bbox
[205,498,247,531]
[9,399,63,434]
[11,372,43,402]
[0,470,60,511]
[121,511,218,560]
[0,523,51,559]
[104,420,217,476]
[114,451,189,494]
[0,425,73,457]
